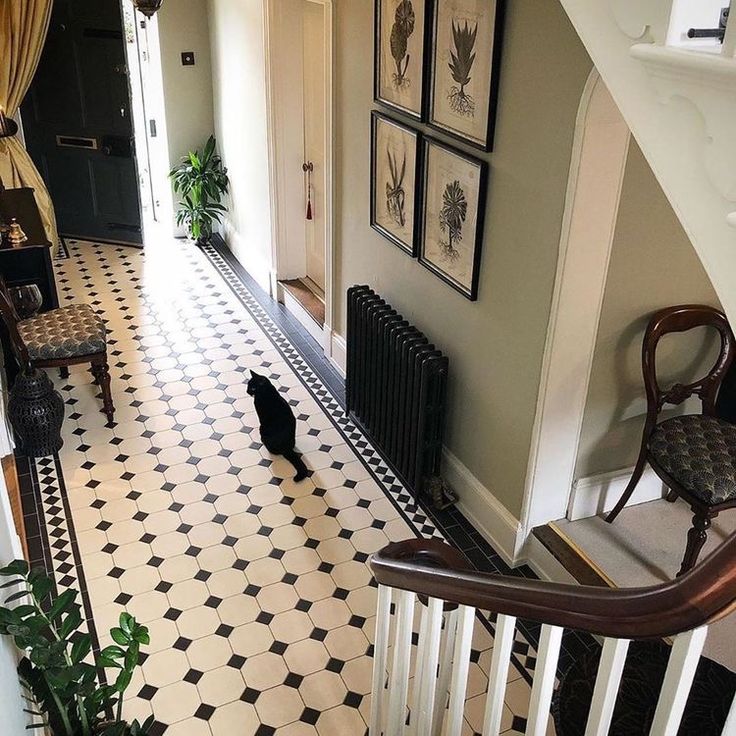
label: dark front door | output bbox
[21,0,142,244]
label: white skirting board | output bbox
[219,220,276,296]
[329,331,346,376]
[281,288,324,344]
[441,449,525,568]
[567,466,666,521]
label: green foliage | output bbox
[169,135,230,243]
[0,561,153,736]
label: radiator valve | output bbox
[426,476,458,511]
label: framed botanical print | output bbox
[428,0,504,150]
[374,0,429,120]
[370,111,421,256]
[419,137,487,299]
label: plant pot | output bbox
[194,235,211,247]
[8,368,64,457]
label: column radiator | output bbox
[346,285,449,503]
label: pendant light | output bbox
[133,0,164,18]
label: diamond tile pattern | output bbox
[29,240,545,735]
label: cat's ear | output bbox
[250,370,263,379]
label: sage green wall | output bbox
[575,140,721,479]
[334,1,592,517]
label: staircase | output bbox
[368,536,736,735]
[555,0,736,324]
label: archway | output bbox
[519,70,631,542]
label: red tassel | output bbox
[306,198,313,221]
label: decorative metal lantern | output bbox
[133,0,164,18]
[8,368,64,458]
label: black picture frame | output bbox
[418,136,487,300]
[426,0,505,151]
[370,111,422,256]
[374,0,431,121]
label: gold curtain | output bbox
[0,0,59,250]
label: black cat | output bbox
[247,370,309,482]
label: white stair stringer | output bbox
[558,0,736,323]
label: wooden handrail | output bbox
[369,537,736,639]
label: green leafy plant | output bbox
[438,180,467,261]
[447,20,478,117]
[0,560,153,736]
[169,135,229,245]
[390,0,415,88]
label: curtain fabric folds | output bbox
[0,0,59,251]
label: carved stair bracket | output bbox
[631,44,736,203]
[611,0,670,41]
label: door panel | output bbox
[21,0,142,244]
[303,1,326,292]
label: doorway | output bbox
[21,0,143,245]
[267,0,333,348]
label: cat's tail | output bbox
[283,449,309,482]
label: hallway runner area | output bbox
[20,238,553,736]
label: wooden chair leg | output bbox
[59,367,70,379]
[91,355,115,426]
[605,451,648,523]
[677,512,712,577]
[665,489,678,502]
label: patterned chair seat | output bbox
[650,415,736,505]
[18,304,107,361]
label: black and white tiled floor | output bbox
[18,238,562,735]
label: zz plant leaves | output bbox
[0,560,152,736]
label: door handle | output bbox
[100,136,133,158]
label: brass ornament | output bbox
[8,219,28,247]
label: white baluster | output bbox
[370,585,393,736]
[446,605,477,736]
[409,600,430,734]
[432,608,459,736]
[723,691,736,735]
[525,625,564,736]
[387,589,417,736]
[649,627,708,736]
[482,614,517,736]
[584,638,630,736]
[414,597,444,735]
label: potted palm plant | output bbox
[0,560,153,736]
[169,135,229,246]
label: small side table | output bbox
[0,187,59,380]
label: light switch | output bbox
[181,51,195,66]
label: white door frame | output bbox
[121,0,174,240]
[263,0,335,359]
[518,70,631,549]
